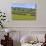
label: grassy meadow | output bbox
[11,7,36,20]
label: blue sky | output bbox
[11,3,36,8]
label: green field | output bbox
[12,14,36,20]
[11,7,36,20]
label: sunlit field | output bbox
[12,14,36,20]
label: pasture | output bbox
[11,7,36,20]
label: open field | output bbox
[12,14,36,20]
[11,7,36,20]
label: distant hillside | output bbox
[11,7,36,16]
